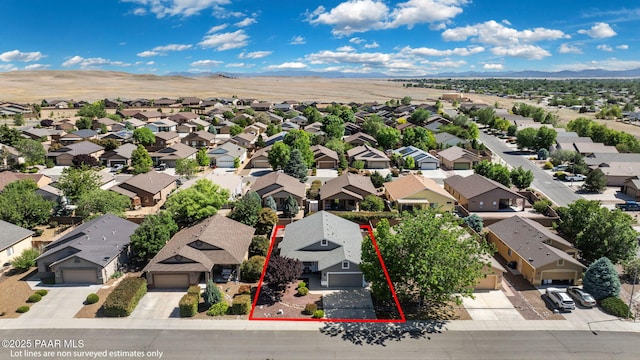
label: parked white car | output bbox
[546,288,576,311]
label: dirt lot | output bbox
[252,282,323,319]
[0,268,39,318]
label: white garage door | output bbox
[420,162,437,170]
[252,160,270,168]
[153,274,190,289]
[62,269,98,284]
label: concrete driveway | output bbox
[129,290,185,319]
[536,287,618,323]
[463,290,524,320]
[321,288,376,319]
[21,280,102,319]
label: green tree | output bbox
[13,113,25,126]
[515,127,537,151]
[283,149,308,182]
[493,118,510,131]
[165,179,229,225]
[0,124,22,146]
[230,124,243,136]
[402,127,436,150]
[241,255,266,282]
[75,190,130,219]
[537,148,549,160]
[362,115,385,137]
[10,248,40,271]
[130,211,179,263]
[14,138,45,165]
[283,130,314,166]
[360,195,384,211]
[203,279,224,307]
[303,106,322,124]
[228,192,262,227]
[408,108,431,126]
[583,168,606,193]
[175,158,199,179]
[76,100,106,118]
[75,117,92,130]
[266,123,280,137]
[404,156,415,169]
[583,257,621,300]
[282,195,299,218]
[0,180,53,229]
[131,145,153,174]
[321,115,345,139]
[265,196,277,212]
[475,107,496,126]
[250,235,270,257]
[463,214,483,233]
[132,127,156,146]
[370,171,385,188]
[535,126,557,150]
[57,166,101,204]
[510,166,534,190]
[256,208,278,235]
[255,134,266,149]
[196,148,209,167]
[375,127,401,149]
[267,142,290,171]
[401,96,412,105]
[360,211,493,306]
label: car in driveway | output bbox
[546,288,576,311]
[567,287,596,307]
[564,174,586,181]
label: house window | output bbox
[342,261,350,269]
[479,201,484,208]
[557,259,564,266]
[6,246,14,256]
[321,239,328,247]
[507,249,512,257]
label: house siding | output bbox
[51,257,118,284]
[0,236,33,266]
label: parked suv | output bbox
[546,288,576,311]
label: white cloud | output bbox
[62,56,130,68]
[308,0,469,35]
[191,59,223,67]
[442,20,569,45]
[349,37,365,44]
[0,64,17,71]
[207,24,228,33]
[123,0,232,18]
[306,49,391,66]
[364,41,380,49]
[234,17,256,27]
[491,44,551,60]
[24,64,50,70]
[617,44,629,50]
[0,50,45,62]
[153,44,192,51]
[265,62,308,70]
[337,46,356,52]
[483,63,503,70]
[420,59,467,68]
[553,59,640,71]
[290,36,306,45]
[429,22,447,31]
[501,19,511,26]
[137,50,160,57]
[146,61,155,65]
[199,30,249,50]
[226,62,248,67]
[597,44,613,52]
[402,45,484,57]
[238,51,272,59]
[558,43,582,54]
[577,22,616,38]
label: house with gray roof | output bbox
[59,129,98,144]
[46,141,105,166]
[250,171,306,210]
[346,144,390,169]
[278,211,365,288]
[319,174,377,211]
[207,142,247,168]
[111,171,176,207]
[434,132,469,148]
[149,142,197,168]
[99,143,138,167]
[36,214,138,284]
[393,146,439,170]
[444,174,526,212]
[144,215,255,288]
[0,220,34,266]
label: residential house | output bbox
[278,211,365,288]
[346,145,390,169]
[249,145,271,168]
[55,120,76,132]
[133,110,164,122]
[92,117,118,132]
[393,146,439,170]
[437,146,483,170]
[145,119,178,133]
[320,174,377,211]
[311,145,339,169]
[424,116,452,132]
[344,132,378,147]
[476,255,506,290]
[250,171,306,210]
[144,215,254,288]
[22,128,55,142]
[99,143,137,167]
[36,215,138,284]
[486,216,584,286]
[281,121,300,132]
[344,122,361,135]
[0,220,34,266]
[168,112,199,124]
[154,98,177,107]
[122,118,146,129]
[177,123,197,134]
[622,177,640,200]
[245,122,267,135]
[443,174,526,212]
[0,144,24,168]
[111,171,176,207]
[384,174,457,212]
[266,112,284,124]
[101,130,133,143]
[149,131,180,152]
[181,97,202,107]
[251,102,273,112]
[596,162,640,186]
[181,131,216,149]
[46,141,105,166]
[0,173,51,191]
[304,122,325,136]
[180,173,245,201]
[264,132,286,146]
[150,142,197,168]
[289,115,308,126]
[230,132,257,149]
[207,142,247,168]
[59,129,99,144]
[435,132,469,148]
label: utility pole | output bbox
[628,266,638,321]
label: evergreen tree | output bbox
[228,192,262,227]
[203,279,224,307]
[131,145,153,174]
[583,257,621,300]
[284,149,308,182]
[265,196,277,212]
[282,195,299,218]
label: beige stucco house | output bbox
[384,174,457,212]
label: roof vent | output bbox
[528,258,533,262]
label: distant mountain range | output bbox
[165,68,640,79]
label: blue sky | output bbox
[1,0,639,76]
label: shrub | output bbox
[86,293,99,304]
[463,214,483,233]
[206,301,229,316]
[554,171,566,180]
[543,161,553,170]
[312,310,324,319]
[231,295,252,315]
[16,306,30,313]
[179,294,199,317]
[10,248,40,271]
[391,169,400,177]
[533,199,552,214]
[110,271,123,279]
[35,290,48,297]
[33,229,44,237]
[27,293,42,303]
[297,287,309,296]
[49,221,58,228]
[600,297,632,318]
[187,285,201,296]
[249,235,270,257]
[102,277,147,317]
[203,280,224,307]
[237,285,251,295]
[241,255,265,283]
[304,303,317,315]
[360,194,384,212]
[297,281,307,289]
[623,258,640,283]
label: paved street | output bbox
[479,132,583,207]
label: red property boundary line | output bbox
[249,224,406,323]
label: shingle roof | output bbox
[184,130,216,142]
[143,215,255,272]
[320,174,376,200]
[121,171,176,194]
[207,142,247,159]
[0,220,34,251]
[344,132,377,145]
[311,145,339,161]
[384,174,456,202]
[435,132,467,145]
[151,142,197,160]
[71,129,98,138]
[443,174,525,200]
[346,145,389,162]
[47,141,104,157]
[279,211,363,270]
[101,143,137,160]
[437,146,482,162]
[250,171,306,199]
[154,131,179,141]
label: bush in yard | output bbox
[297,286,309,296]
[35,290,48,297]
[297,281,307,289]
[600,297,632,318]
[360,194,384,212]
[533,199,552,214]
[543,161,553,170]
[231,295,252,315]
[179,294,199,317]
[312,310,324,319]
[16,306,30,313]
[241,255,265,283]
[583,257,621,300]
[237,285,251,295]
[187,285,201,296]
[463,214,483,233]
[304,303,317,315]
[10,248,40,271]
[102,277,147,317]
[203,280,224,307]
[27,293,42,303]
[86,293,99,304]
[249,236,270,258]
[206,301,229,316]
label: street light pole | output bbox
[628,266,638,320]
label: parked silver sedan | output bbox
[567,287,597,307]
